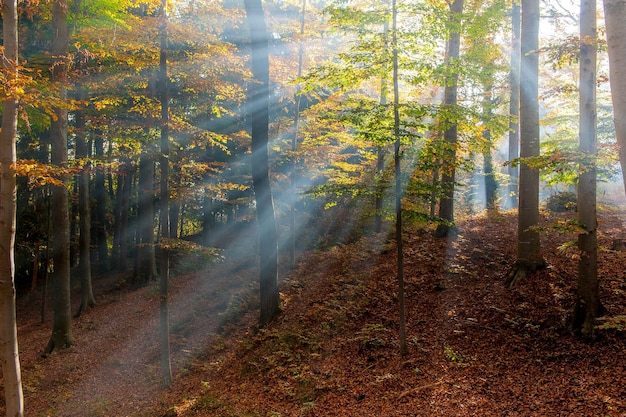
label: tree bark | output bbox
[75,106,95,317]
[245,0,280,328]
[45,0,74,355]
[603,0,626,196]
[93,133,109,272]
[392,0,407,356]
[137,148,157,285]
[506,0,544,288]
[0,0,25,412]
[482,82,498,210]
[508,0,521,209]
[159,0,172,386]
[435,0,464,238]
[570,0,605,337]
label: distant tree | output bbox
[75,104,95,317]
[159,0,172,387]
[290,0,307,267]
[603,0,626,195]
[0,0,25,413]
[45,0,74,354]
[506,0,544,288]
[245,0,280,327]
[137,147,157,285]
[508,0,521,209]
[391,0,407,356]
[570,0,605,337]
[435,0,464,238]
[92,132,109,273]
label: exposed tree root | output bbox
[505,258,546,289]
[568,298,607,338]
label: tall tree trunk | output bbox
[75,105,95,317]
[375,3,390,234]
[159,0,172,386]
[169,162,181,239]
[508,0,521,209]
[506,0,544,288]
[570,0,605,337]
[45,0,74,354]
[603,0,626,195]
[245,0,280,327]
[435,0,464,238]
[137,148,157,285]
[93,133,109,272]
[482,82,498,210]
[392,0,407,356]
[0,0,25,412]
[290,0,306,266]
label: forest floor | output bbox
[5,199,626,416]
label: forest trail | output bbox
[6,204,626,416]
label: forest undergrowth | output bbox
[5,201,626,416]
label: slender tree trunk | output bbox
[0,0,25,412]
[169,162,181,239]
[290,0,306,267]
[508,0,521,209]
[245,0,280,327]
[435,0,464,238]
[570,0,605,337]
[45,0,74,355]
[137,148,157,285]
[482,82,498,210]
[75,106,95,317]
[375,5,390,234]
[603,0,626,196]
[93,133,109,272]
[159,0,173,387]
[392,0,407,356]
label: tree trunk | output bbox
[506,0,544,288]
[435,0,464,238]
[245,0,280,328]
[0,0,25,412]
[137,148,157,285]
[603,0,626,196]
[290,0,306,266]
[392,0,407,356]
[508,0,521,209]
[482,82,498,210]
[159,0,172,386]
[93,133,109,273]
[570,0,605,337]
[75,106,95,317]
[45,0,74,355]
[375,6,390,234]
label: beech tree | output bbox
[435,0,464,238]
[603,0,626,195]
[508,0,521,209]
[245,0,280,327]
[506,0,544,288]
[0,0,25,413]
[570,0,605,337]
[45,0,74,354]
[159,0,172,386]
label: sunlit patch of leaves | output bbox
[596,315,626,332]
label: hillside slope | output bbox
[5,207,626,416]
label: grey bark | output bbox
[245,0,280,327]
[506,0,544,288]
[0,0,25,412]
[435,0,464,238]
[45,0,74,355]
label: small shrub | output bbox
[545,191,577,212]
